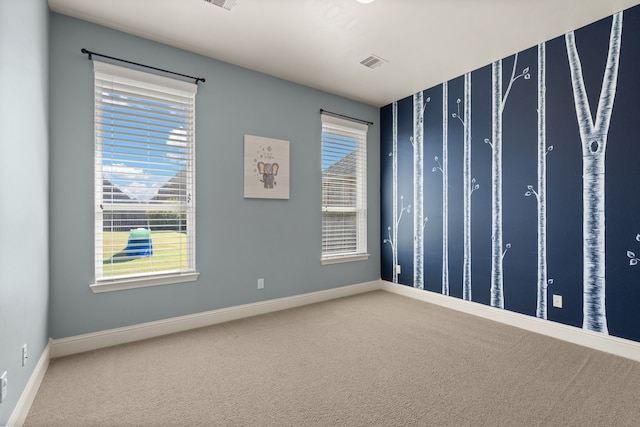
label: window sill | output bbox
[321,254,370,265]
[90,272,199,293]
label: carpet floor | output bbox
[25,290,640,426]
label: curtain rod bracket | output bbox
[81,48,205,85]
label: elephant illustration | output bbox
[257,162,279,189]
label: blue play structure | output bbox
[125,228,153,257]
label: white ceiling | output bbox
[48,0,640,107]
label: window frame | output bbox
[321,113,369,264]
[90,61,199,293]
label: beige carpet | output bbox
[25,290,640,426]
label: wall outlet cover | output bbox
[553,294,563,308]
[1,371,7,404]
[22,344,28,367]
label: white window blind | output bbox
[93,61,197,290]
[321,113,368,263]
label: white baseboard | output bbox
[381,280,640,363]
[51,280,381,358]
[6,342,50,427]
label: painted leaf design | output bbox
[627,251,635,258]
[630,259,638,266]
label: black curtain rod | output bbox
[320,109,373,126]
[81,48,205,84]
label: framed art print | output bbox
[244,134,290,199]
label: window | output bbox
[91,61,198,292]
[321,113,369,264]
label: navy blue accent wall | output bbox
[381,4,640,343]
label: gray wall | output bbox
[48,13,380,339]
[0,0,50,424]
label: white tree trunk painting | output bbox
[526,43,553,319]
[453,74,477,301]
[392,101,399,283]
[383,101,410,284]
[490,60,505,308]
[462,73,474,301]
[440,83,450,295]
[391,102,398,283]
[565,11,622,334]
[536,43,550,319]
[487,55,529,309]
[413,92,425,289]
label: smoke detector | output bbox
[203,0,237,11]
[360,54,388,69]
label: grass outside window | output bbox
[102,231,188,278]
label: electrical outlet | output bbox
[22,344,28,367]
[1,371,7,404]
[553,294,563,308]
[396,264,401,275]
[257,278,264,289]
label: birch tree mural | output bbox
[485,55,529,309]
[433,83,450,295]
[452,73,477,301]
[566,11,623,334]
[383,102,411,283]
[412,92,429,289]
[378,6,640,344]
[525,43,554,320]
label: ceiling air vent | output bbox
[360,54,387,69]
[203,0,237,11]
